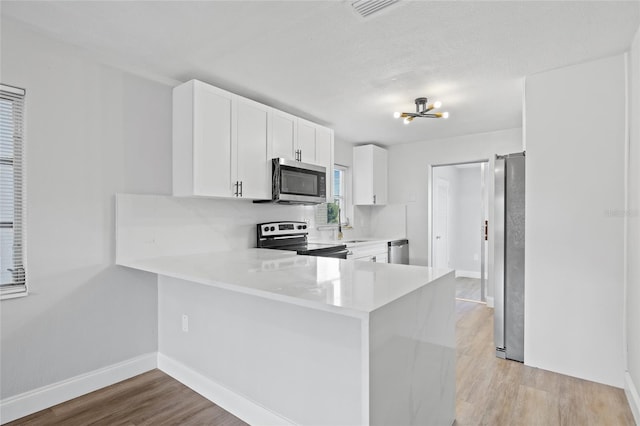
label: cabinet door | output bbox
[372,146,388,205]
[297,119,317,164]
[236,98,271,199]
[315,126,333,200]
[353,145,374,205]
[272,110,297,161]
[193,82,234,196]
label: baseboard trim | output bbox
[454,270,481,279]
[157,353,294,426]
[0,352,157,424]
[486,296,494,308]
[625,371,640,425]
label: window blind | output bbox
[1,84,26,298]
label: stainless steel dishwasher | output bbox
[388,239,409,264]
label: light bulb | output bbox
[442,112,449,119]
[393,111,401,119]
[434,101,442,109]
[403,117,412,124]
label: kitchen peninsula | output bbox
[115,194,456,425]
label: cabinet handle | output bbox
[373,195,376,204]
[239,181,243,197]
[234,181,239,197]
[299,150,302,161]
[371,256,377,262]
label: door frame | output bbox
[428,159,491,302]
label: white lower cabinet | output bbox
[346,242,388,263]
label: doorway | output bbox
[431,161,489,303]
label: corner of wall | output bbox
[624,22,640,425]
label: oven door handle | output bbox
[332,249,349,259]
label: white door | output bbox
[433,178,450,269]
[235,98,271,199]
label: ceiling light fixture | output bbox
[394,97,449,124]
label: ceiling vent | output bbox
[350,0,400,19]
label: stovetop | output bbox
[256,221,346,256]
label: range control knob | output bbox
[264,226,269,232]
[270,226,275,231]
[302,225,307,229]
[297,225,302,229]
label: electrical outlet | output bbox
[182,314,189,332]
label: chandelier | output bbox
[394,97,449,124]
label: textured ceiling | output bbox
[2,1,639,145]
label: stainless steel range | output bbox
[257,221,348,259]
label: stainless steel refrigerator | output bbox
[494,152,525,362]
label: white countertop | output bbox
[121,249,452,317]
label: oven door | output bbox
[316,249,348,259]
[273,158,326,204]
[298,245,348,259]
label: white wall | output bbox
[0,19,169,399]
[525,54,626,387]
[387,128,522,270]
[626,26,640,421]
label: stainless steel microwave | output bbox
[272,158,327,204]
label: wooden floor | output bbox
[8,301,635,425]
[455,277,482,302]
[5,370,248,426]
[454,300,635,426]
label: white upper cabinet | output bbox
[271,114,334,199]
[173,80,234,197]
[271,110,298,161]
[173,79,333,200]
[314,127,332,171]
[235,97,271,200]
[273,115,332,165]
[353,144,388,205]
[297,118,318,163]
[173,80,270,199]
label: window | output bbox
[329,165,347,224]
[1,84,26,299]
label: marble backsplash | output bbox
[115,194,315,263]
[116,194,407,263]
